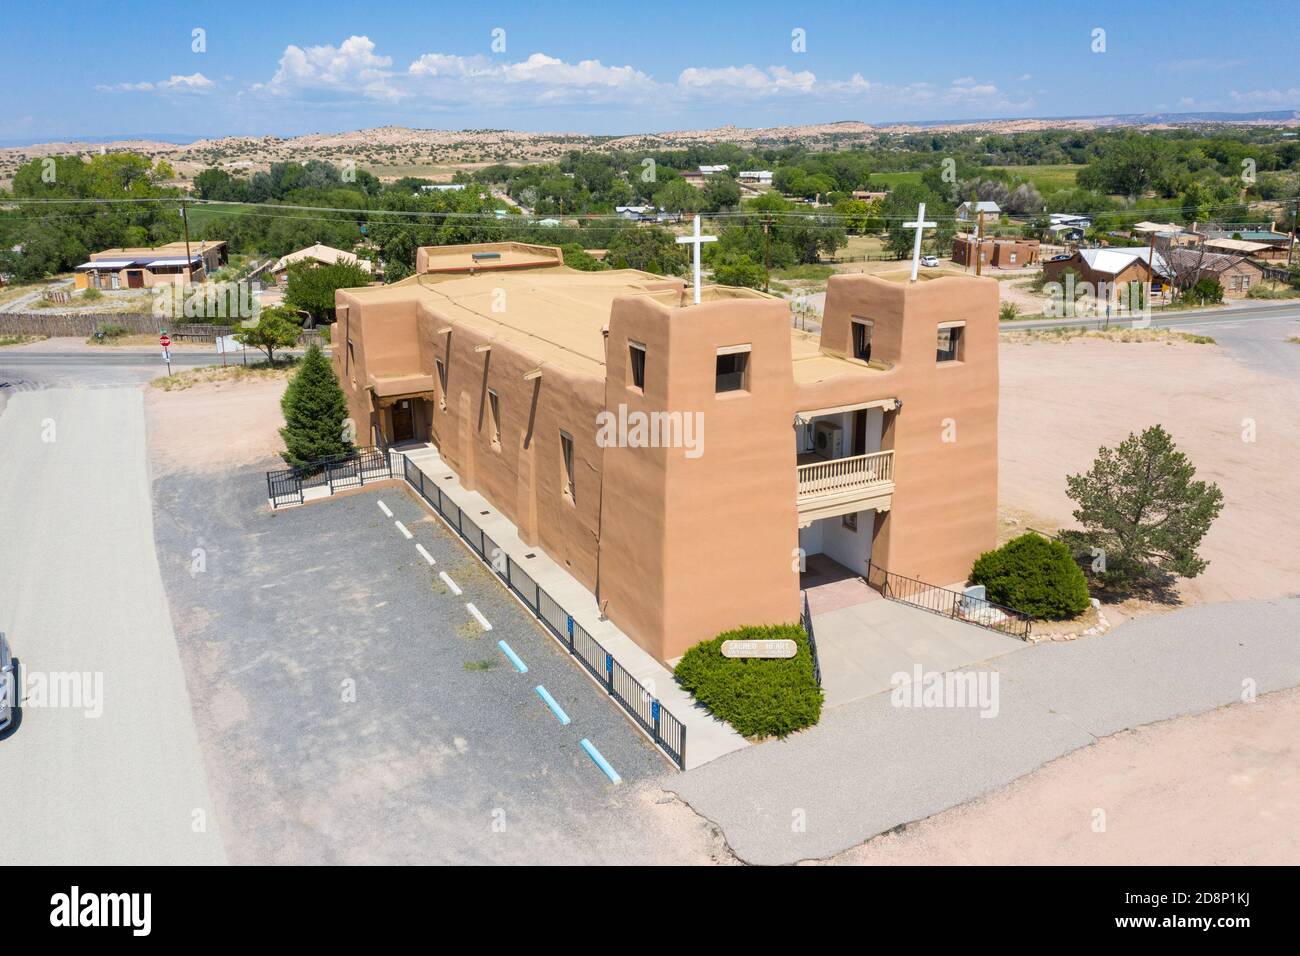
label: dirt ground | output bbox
[825,687,1300,866]
[998,336,1300,617]
[145,374,290,475]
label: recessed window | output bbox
[487,389,501,449]
[628,340,646,390]
[435,359,447,410]
[715,345,750,393]
[937,323,965,363]
[560,431,576,503]
[851,319,873,362]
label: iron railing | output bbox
[865,560,1032,641]
[265,446,392,508]
[401,455,687,769]
[801,591,822,687]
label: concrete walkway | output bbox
[813,599,1026,708]
[669,597,1300,865]
[398,444,749,770]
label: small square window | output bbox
[851,319,873,362]
[937,325,964,363]
[560,431,576,503]
[487,389,501,448]
[628,341,646,390]
[715,347,750,393]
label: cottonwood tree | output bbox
[279,344,353,467]
[284,260,373,327]
[1065,425,1223,588]
[234,307,300,365]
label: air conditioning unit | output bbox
[813,421,843,460]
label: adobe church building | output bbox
[333,242,999,662]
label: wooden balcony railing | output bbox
[796,449,894,500]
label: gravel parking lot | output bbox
[151,466,721,864]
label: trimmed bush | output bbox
[674,623,823,739]
[969,533,1091,620]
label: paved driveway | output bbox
[0,388,224,864]
[151,468,696,864]
[670,597,1300,865]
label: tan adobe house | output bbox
[333,242,999,662]
[951,235,1039,269]
[74,240,227,289]
[268,242,374,285]
[1042,247,1171,295]
[1164,248,1265,297]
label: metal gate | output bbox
[266,469,303,507]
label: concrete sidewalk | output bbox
[669,597,1300,864]
[398,444,749,770]
[813,599,1026,707]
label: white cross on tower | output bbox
[903,202,937,283]
[676,214,717,304]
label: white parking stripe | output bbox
[439,571,462,595]
[395,520,413,539]
[415,543,436,565]
[466,603,493,631]
[377,500,393,518]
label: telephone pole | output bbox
[975,209,984,277]
[1289,197,1298,269]
[761,215,774,291]
[179,200,193,283]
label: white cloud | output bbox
[252,35,398,101]
[1227,87,1300,107]
[96,72,214,93]
[677,64,816,94]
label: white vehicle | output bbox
[0,632,13,732]
[920,255,940,268]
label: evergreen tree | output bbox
[279,344,353,467]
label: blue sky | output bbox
[2,0,1297,143]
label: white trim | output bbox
[937,320,967,330]
[715,343,752,356]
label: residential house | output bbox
[951,235,1040,269]
[333,242,1000,662]
[852,191,888,203]
[268,243,373,286]
[1042,246,1171,295]
[738,170,773,185]
[957,201,1001,222]
[73,240,227,290]
[1165,248,1264,297]
[1201,237,1288,261]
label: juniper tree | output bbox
[279,344,353,467]
[1065,425,1223,587]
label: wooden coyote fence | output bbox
[0,312,165,337]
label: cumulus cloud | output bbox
[1227,87,1300,107]
[677,64,816,94]
[252,35,398,100]
[96,72,214,93]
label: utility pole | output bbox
[179,200,193,283]
[1290,197,1299,269]
[1147,230,1158,308]
[761,215,773,292]
[975,209,984,276]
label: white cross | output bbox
[903,202,937,283]
[676,214,717,304]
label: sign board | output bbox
[721,639,798,660]
[216,335,245,354]
[159,334,171,348]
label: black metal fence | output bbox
[402,456,687,769]
[865,560,1032,641]
[266,447,392,508]
[800,591,822,687]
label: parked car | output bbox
[920,255,939,268]
[1,632,13,732]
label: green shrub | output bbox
[92,323,128,341]
[81,287,103,301]
[969,532,1090,620]
[674,623,823,739]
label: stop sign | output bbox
[159,334,172,348]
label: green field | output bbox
[988,164,1083,192]
[869,171,924,190]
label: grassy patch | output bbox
[869,171,924,190]
[1287,336,1300,345]
[772,263,834,281]
[0,334,46,347]
[674,623,823,739]
[986,164,1083,192]
[454,620,485,639]
[463,659,499,671]
[150,360,297,391]
[1003,327,1216,345]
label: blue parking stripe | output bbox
[580,739,622,784]
[497,640,528,673]
[534,684,571,725]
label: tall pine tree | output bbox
[279,344,354,467]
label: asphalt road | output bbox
[669,597,1300,865]
[0,388,225,864]
[152,471,695,864]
